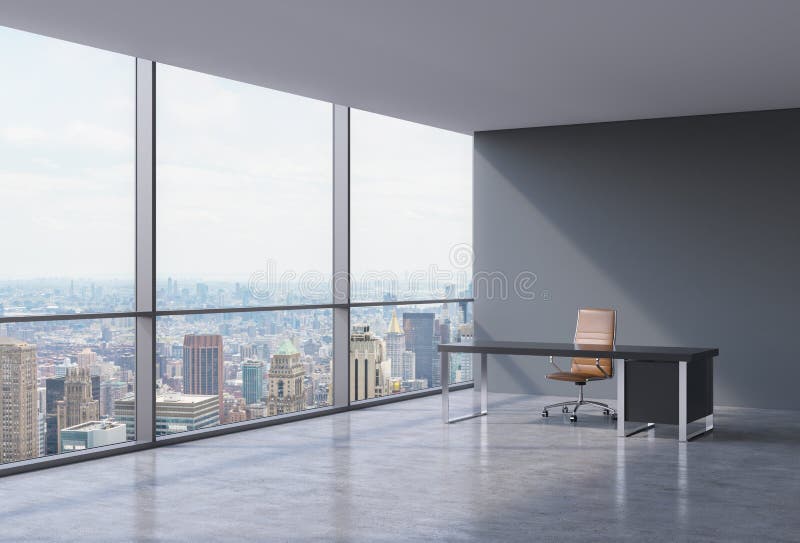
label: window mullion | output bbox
[135,58,156,444]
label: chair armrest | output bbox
[549,356,564,373]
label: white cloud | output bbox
[2,124,45,144]
[0,29,472,282]
[62,121,134,153]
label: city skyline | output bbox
[0,24,473,470]
[0,298,472,465]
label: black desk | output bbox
[438,340,719,442]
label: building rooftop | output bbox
[116,392,218,405]
[387,309,403,334]
[61,420,125,432]
[275,339,299,356]
[157,392,218,405]
[0,337,29,346]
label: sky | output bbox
[0,26,472,285]
[0,26,135,280]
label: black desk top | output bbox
[438,340,718,362]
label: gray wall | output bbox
[473,108,800,410]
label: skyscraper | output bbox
[403,313,435,388]
[56,367,99,453]
[45,377,65,455]
[45,374,99,455]
[402,350,416,382]
[183,334,224,417]
[433,304,451,388]
[76,348,96,369]
[349,324,390,401]
[242,360,265,405]
[100,381,129,418]
[0,338,38,464]
[266,340,305,416]
[37,387,46,457]
[385,309,405,380]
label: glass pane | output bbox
[350,109,472,302]
[349,301,473,401]
[0,27,135,316]
[156,64,332,310]
[155,309,332,435]
[0,318,135,465]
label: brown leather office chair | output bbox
[541,308,617,422]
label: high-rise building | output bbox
[45,374,100,456]
[0,338,39,464]
[183,334,224,417]
[240,343,257,361]
[37,387,46,457]
[241,360,264,405]
[433,305,451,388]
[402,350,416,382]
[37,412,46,457]
[385,309,405,380]
[60,420,126,452]
[56,367,99,453]
[45,377,65,456]
[349,324,391,401]
[196,282,209,302]
[54,361,77,378]
[114,391,220,440]
[100,381,129,418]
[403,313,435,388]
[266,340,305,416]
[117,353,135,374]
[452,322,474,383]
[155,354,166,381]
[76,348,97,369]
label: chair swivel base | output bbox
[541,383,617,422]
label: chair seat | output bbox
[546,371,598,383]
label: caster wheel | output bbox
[562,406,570,413]
[569,415,578,422]
[603,409,610,415]
[541,410,549,418]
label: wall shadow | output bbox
[474,109,800,409]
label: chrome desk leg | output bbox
[685,414,714,441]
[618,358,655,438]
[679,359,714,441]
[679,361,687,442]
[445,351,489,423]
[617,358,625,437]
[442,351,450,423]
[475,352,488,415]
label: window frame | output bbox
[0,59,474,478]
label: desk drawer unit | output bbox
[624,357,713,425]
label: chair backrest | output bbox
[571,308,616,378]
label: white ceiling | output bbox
[1,0,799,134]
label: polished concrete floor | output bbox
[1,391,798,542]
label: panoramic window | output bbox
[0,28,473,474]
[0,27,135,466]
[0,27,135,316]
[156,64,333,310]
[350,109,473,303]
